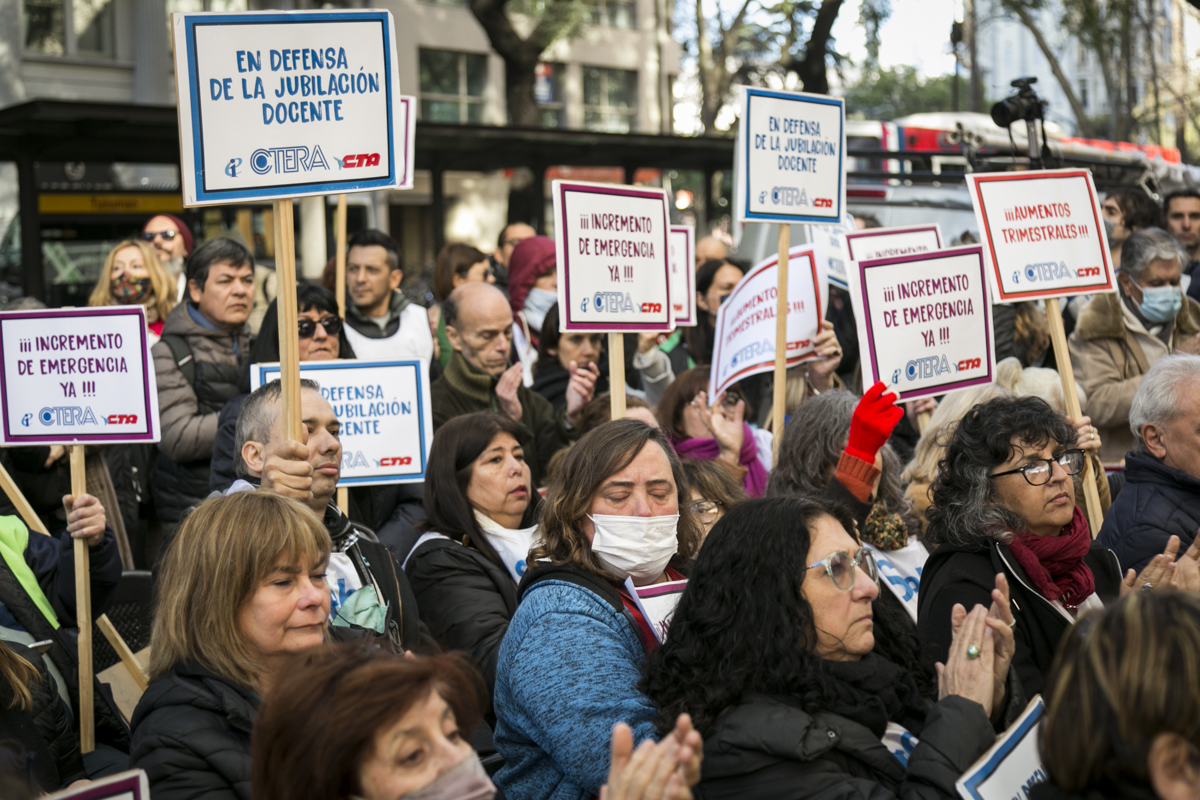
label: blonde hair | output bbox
[0,643,39,711]
[88,239,177,322]
[995,357,1086,416]
[901,382,1010,485]
[150,492,330,692]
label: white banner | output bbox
[0,307,161,445]
[966,169,1116,303]
[846,246,995,401]
[251,359,431,485]
[553,180,673,332]
[807,214,857,290]
[173,10,409,206]
[669,225,697,327]
[844,224,943,263]
[956,697,1046,800]
[709,243,829,401]
[734,86,845,224]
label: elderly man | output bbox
[1096,355,1200,571]
[431,282,580,484]
[1069,228,1200,462]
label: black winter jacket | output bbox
[129,661,258,800]
[1095,452,1200,573]
[0,641,85,791]
[917,537,1121,697]
[404,536,518,696]
[696,693,996,800]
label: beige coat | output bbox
[1068,292,1200,462]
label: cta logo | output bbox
[250,145,330,175]
[378,456,413,467]
[337,153,381,169]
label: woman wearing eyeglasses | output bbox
[680,459,746,541]
[917,395,1124,698]
[644,496,1018,800]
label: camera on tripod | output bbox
[991,77,1048,128]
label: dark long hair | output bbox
[241,284,356,392]
[924,395,1078,547]
[421,412,540,572]
[644,496,929,736]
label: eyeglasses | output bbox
[141,231,178,242]
[806,547,878,591]
[989,449,1085,486]
[298,316,343,339]
[688,500,723,523]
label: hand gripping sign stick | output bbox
[335,193,349,515]
[772,225,790,466]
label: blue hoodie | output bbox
[492,569,658,800]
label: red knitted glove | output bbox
[845,382,903,463]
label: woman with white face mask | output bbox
[404,412,541,700]
[492,418,705,800]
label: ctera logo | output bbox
[892,355,983,383]
[225,158,243,178]
[250,145,330,175]
[769,186,809,207]
[584,293,663,315]
[1017,261,1076,283]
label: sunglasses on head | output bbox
[297,316,342,338]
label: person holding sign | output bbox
[644,496,1019,800]
[1069,229,1200,463]
[492,419,702,800]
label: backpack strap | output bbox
[160,333,196,388]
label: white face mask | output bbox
[589,514,679,584]
[523,287,557,332]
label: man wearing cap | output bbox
[143,214,193,301]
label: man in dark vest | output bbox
[151,238,254,527]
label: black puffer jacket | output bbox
[404,536,517,697]
[697,693,996,800]
[0,641,85,791]
[1096,452,1200,573]
[129,661,258,800]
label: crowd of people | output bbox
[3,192,1200,800]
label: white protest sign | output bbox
[846,245,995,401]
[45,768,150,800]
[0,307,161,445]
[669,225,697,327]
[251,359,431,484]
[808,214,856,289]
[956,696,1047,800]
[624,577,687,644]
[173,9,408,206]
[734,86,845,224]
[553,180,673,332]
[966,169,1116,303]
[844,224,943,263]
[709,243,829,400]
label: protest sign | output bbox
[956,697,1047,800]
[844,224,943,264]
[624,577,687,644]
[709,243,829,401]
[252,359,431,484]
[846,245,995,402]
[0,307,161,445]
[966,169,1115,303]
[733,86,846,225]
[46,769,150,800]
[669,225,697,327]
[553,180,673,333]
[172,9,407,205]
[807,213,857,289]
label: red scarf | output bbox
[1007,506,1095,609]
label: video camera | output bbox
[990,77,1048,128]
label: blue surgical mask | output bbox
[523,287,557,332]
[1138,285,1182,323]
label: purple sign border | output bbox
[670,224,696,327]
[557,181,673,332]
[0,307,157,444]
[47,769,148,800]
[843,223,943,262]
[856,245,994,401]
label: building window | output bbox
[420,49,486,124]
[536,63,566,128]
[589,0,635,28]
[583,67,636,133]
[23,0,115,58]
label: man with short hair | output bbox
[432,282,574,484]
[694,235,728,266]
[151,237,254,525]
[1097,354,1200,571]
[342,229,433,363]
[1070,228,1200,461]
[142,214,193,300]
[232,379,429,653]
[1102,188,1161,268]
[492,222,536,292]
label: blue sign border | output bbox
[182,11,398,203]
[740,87,845,224]
[252,359,429,485]
[957,697,1046,800]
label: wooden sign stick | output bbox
[70,444,94,753]
[273,199,303,442]
[96,614,148,692]
[1045,297,1104,536]
[0,461,48,535]
[609,334,626,419]
[772,225,790,466]
[335,194,349,515]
